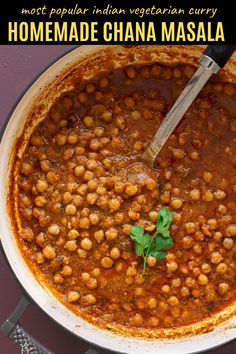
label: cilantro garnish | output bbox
[129,208,173,275]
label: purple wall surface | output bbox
[0,45,235,354]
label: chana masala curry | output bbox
[11,57,236,336]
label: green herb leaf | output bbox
[129,207,174,274]
[156,208,173,238]
[154,234,174,251]
[149,250,166,260]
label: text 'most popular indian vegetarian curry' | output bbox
[11,57,236,336]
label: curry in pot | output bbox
[12,60,236,335]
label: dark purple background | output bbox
[0,46,235,354]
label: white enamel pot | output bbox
[0,45,236,354]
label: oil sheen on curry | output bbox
[13,61,236,335]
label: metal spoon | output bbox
[142,45,236,168]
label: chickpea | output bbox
[20,227,34,242]
[149,317,160,327]
[105,227,118,241]
[110,247,121,260]
[167,296,179,306]
[83,294,96,305]
[146,179,157,191]
[101,111,113,123]
[214,189,226,200]
[171,278,181,288]
[77,184,88,196]
[35,252,45,264]
[61,265,72,277]
[54,273,64,284]
[122,224,131,235]
[73,195,83,207]
[36,180,48,193]
[160,191,170,204]
[108,198,121,211]
[86,193,97,205]
[74,165,85,177]
[48,224,60,236]
[148,298,157,309]
[223,237,234,250]
[88,213,99,225]
[166,261,178,272]
[185,277,196,288]
[34,195,47,208]
[125,185,138,196]
[80,217,90,229]
[68,229,79,240]
[173,148,186,159]
[64,240,77,252]
[125,66,137,79]
[81,238,93,251]
[83,116,94,128]
[216,263,228,274]
[189,189,200,200]
[40,160,50,172]
[84,170,94,181]
[210,252,223,265]
[101,257,113,269]
[46,171,59,184]
[77,248,88,259]
[182,236,194,249]
[114,181,125,193]
[114,212,124,224]
[185,222,196,234]
[201,263,212,274]
[147,256,156,267]
[81,272,90,282]
[198,274,208,285]
[94,230,104,243]
[218,282,229,294]
[93,127,104,138]
[203,191,214,202]
[56,134,67,146]
[96,185,107,195]
[173,67,182,78]
[148,211,158,223]
[203,171,213,183]
[131,313,143,326]
[184,65,195,78]
[181,287,190,297]
[65,204,77,216]
[207,218,218,230]
[161,284,170,293]
[226,224,236,237]
[43,245,56,260]
[214,231,223,241]
[68,291,80,303]
[170,198,183,210]
[67,134,78,145]
[87,278,98,289]
[115,115,126,130]
[86,83,96,93]
[89,138,101,151]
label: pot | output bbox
[0,45,236,354]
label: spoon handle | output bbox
[203,45,236,69]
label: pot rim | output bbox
[0,45,235,354]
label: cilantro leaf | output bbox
[149,250,166,260]
[154,234,174,251]
[129,208,174,274]
[156,208,173,238]
[130,226,151,256]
